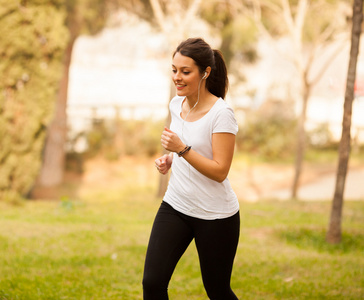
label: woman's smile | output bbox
[176,83,186,90]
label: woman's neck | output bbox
[186,88,209,109]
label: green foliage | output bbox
[307,123,338,150]
[236,112,298,160]
[236,113,347,161]
[0,0,114,200]
[84,120,116,158]
[224,15,259,62]
[118,118,163,157]
[200,1,258,65]
[65,0,110,38]
[260,0,348,41]
[302,0,347,43]
[0,1,68,199]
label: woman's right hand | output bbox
[155,154,172,175]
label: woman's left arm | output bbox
[161,127,235,183]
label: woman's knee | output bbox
[142,274,168,299]
[142,273,162,290]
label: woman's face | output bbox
[172,52,203,98]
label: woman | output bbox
[142,38,240,300]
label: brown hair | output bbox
[173,38,229,99]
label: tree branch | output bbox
[310,35,350,84]
[280,0,295,36]
[295,0,308,32]
[150,0,166,30]
[183,0,202,28]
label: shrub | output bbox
[236,114,298,160]
[0,2,67,200]
[307,123,339,150]
[75,118,164,161]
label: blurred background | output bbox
[1,0,364,203]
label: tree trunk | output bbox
[36,38,75,187]
[291,80,310,199]
[326,0,363,244]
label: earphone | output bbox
[181,70,207,178]
[182,71,206,137]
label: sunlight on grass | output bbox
[0,191,363,299]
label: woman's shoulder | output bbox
[211,98,238,134]
[212,98,234,114]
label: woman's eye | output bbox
[171,70,190,75]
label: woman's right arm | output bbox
[155,153,173,175]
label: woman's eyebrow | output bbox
[172,64,192,69]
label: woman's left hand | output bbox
[161,127,185,153]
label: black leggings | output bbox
[142,201,240,300]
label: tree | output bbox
[327,0,363,244]
[36,0,113,188]
[252,0,350,199]
[0,0,68,201]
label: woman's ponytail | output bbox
[206,50,229,99]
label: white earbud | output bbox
[202,72,207,79]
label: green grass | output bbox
[0,188,363,299]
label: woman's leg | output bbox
[142,202,194,300]
[194,212,240,300]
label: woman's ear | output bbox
[203,66,212,79]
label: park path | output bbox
[267,168,364,201]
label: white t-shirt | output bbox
[163,96,239,220]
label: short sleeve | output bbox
[212,105,239,135]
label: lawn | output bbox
[0,186,363,299]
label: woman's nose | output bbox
[173,72,181,82]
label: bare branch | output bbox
[295,0,308,31]
[280,0,295,35]
[150,0,165,30]
[261,0,283,16]
[309,35,350,84]
[183,0,202,27]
